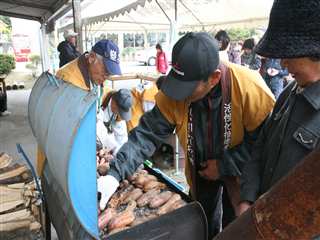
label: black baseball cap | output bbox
[161,32,219,101]
[113,89,132,121]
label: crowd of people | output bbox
[214,30,290,99]
[35,0,320,239]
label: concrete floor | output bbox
[0,89,36,164]
[0,89,59,240]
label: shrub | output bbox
[0,54,15,75]
[26,54,41,79]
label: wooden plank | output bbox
[0,185,24,204]
[137,74,157,82]
[0,219,31,232]
[108,74,158,82]
[29,221,41,231]
[0,153,12,169]
[0,200,25,214]
[0,209,31,223]
[0,165,28,181]
[108,74,139,81]
[7,183,25,189]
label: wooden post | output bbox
[72,0,83,53]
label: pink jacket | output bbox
[156,51,168,74]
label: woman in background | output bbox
[155,43,168,74]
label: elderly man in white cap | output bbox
[57,29,81,67]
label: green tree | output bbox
[0,15,12,30]
[0,54,15,75]
[226,28,256,41]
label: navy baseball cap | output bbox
[162,32,220,101]
[92,39,121,75]
[113,89,132,121]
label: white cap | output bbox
[63,29,78,39]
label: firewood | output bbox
[7,182,25,189]
[0,186,23,204]
[0,153,12,169]
[29,221,41,231]
[0,165,28,181]
[0,219,31,232]
[0,200,25,213]
[0,209,31,223]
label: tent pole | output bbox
[175,0,178,22]
[39,24,50,72]
[72,0,83,52]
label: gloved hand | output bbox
[97,175,119,210]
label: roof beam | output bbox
[0,9,41,22]
[0,0,51,10]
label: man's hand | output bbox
[97,175,119,210]
[198,159,219,181]
[267,68,280,77]
[237,201,252,216]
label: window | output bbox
[123,33,134,48]
[107,33,118,45]
[135,33,144,47]
[158,32,167,44]
[147,32,157,47]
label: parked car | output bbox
[135,45,172,66]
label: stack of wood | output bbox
[0,152,42,239]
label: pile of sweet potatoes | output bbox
[96,149,113,176]
[99,169,186,236]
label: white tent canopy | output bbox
[58,0,273,32]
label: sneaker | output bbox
[0,110,11,116]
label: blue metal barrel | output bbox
[28,72,99,239]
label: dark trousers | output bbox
[195,175,236,240]
[0,88,7,112]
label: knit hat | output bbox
[255,0,320,58]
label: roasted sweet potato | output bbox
[137,189,160,207]
[125,200,137,211]
[119,179,129,189]
[149,191,173,208]
[143,181,166,192]
[108,210,135,231]
[118,185,134,204]
[157,193,181,215]
[99,208,116,230]
[123,188,143,203]
[133,174,157,188]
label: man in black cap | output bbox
[98,32,275,238]
[97,88,133,153]
[239,0,320,215]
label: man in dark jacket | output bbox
[57,30,81,67]
[239,0,320,215]
[97,32,275,239]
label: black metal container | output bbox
[107,166,208,240]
